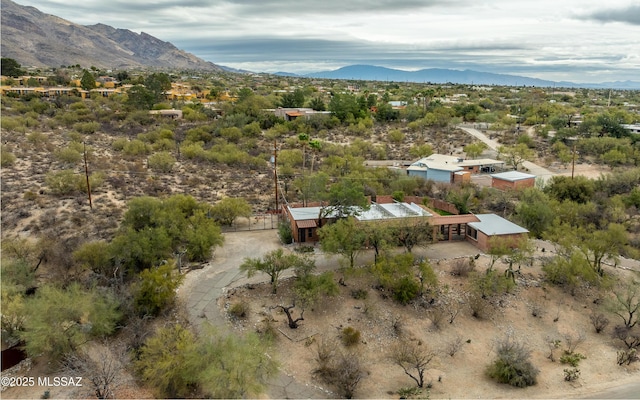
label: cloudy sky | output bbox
[16,0,640,83]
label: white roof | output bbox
[491,171,536,181]
[409,154,503,172]
[287,202,431,222]
[468,214,529,236]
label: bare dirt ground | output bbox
[213,241,640,399]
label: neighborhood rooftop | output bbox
[490,171,536,182]
[468,214,530,236]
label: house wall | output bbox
[491,177,535,191]
[467,232,528,252]
[408,168,453,183]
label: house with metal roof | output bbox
[466,214,529,252]
[283,199,529,252]
[407,154,504,183]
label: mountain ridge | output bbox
[291,64,640,89]
[0,0,222,71]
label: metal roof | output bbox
[468,214,529,236]
[491,171,536,181]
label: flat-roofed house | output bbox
[466,214,529,252]
[491,171,536,190]
[407,154,504,183]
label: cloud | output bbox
[581,5,640,25]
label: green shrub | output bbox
[560,352,586,367]
[471,270,515,298]
[278,221,293,244]
[487,336,538,388]
[133,263,184,317]
[112,137,128,151]
[73,121,100,134]
[54,147,82,165]
[393,276,421,305]
[228,301,249,319]
[341,326,361,347]
[148,151,176,172]
[1,145,16,167]
[123,139,150,156]
[45,170,81,195]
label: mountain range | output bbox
[2,0,638,89]
[0,0,221,71]
[292,65,640,90]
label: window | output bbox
[467,226,478,240]
[308,228,313,238]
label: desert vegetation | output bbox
[1,61,640,398]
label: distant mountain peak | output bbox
[1,0,222,71]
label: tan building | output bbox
[491,171,536,190]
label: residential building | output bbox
[407,154,504,183]
[491,171,536,190]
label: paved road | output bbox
[580,382,640,399]
[182,230,329,399]
[458,124,556,182]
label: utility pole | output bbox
[83,142,93,210]
[273,140,279,212]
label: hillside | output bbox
[0,0,222,71]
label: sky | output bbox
[14,0,640,83]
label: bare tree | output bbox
[608,281,640,329]
[61,342,127,399]
[391,340,437,388]
[275,303,304,329]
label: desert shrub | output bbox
[451,257,475,277]
[351,289,368,300]
[181,142,206,159]
[542,253,599,294]
[616,349,638,365]
[468,292,493,319]
[148,151,176,172]
[426,305,447,330]
[590,313,610,334]
[564,368,580,382]
[73,121,100,134]
[45,169,81,195]
[54,147,82,165]
[27,131,48,145]
[153,138,174,151]
[112,137,128,151]
[123,139,150,156]
[278,221,293,244]
[560,352,586,367]
[487,335,538,388]
[210,197,252,226]
[228,301,249,319]
[72,240,112,276]
[133,263,184,317]
[393,276,422,305]
[341,326,361,347]
[1,145,16,167]
[470,269,515,298]
[612,325,640,349]
[313,340,364,399]
[397,386,423,399]
[446,334,465,357]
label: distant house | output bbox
[622,124,640,134]
[491,171,536,190]
[274,108,331,121]
[149,109,183,119]
[407,154,504,183]
[466,214,529,252]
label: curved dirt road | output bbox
[180,230,328,399]
[458,124,556,182]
